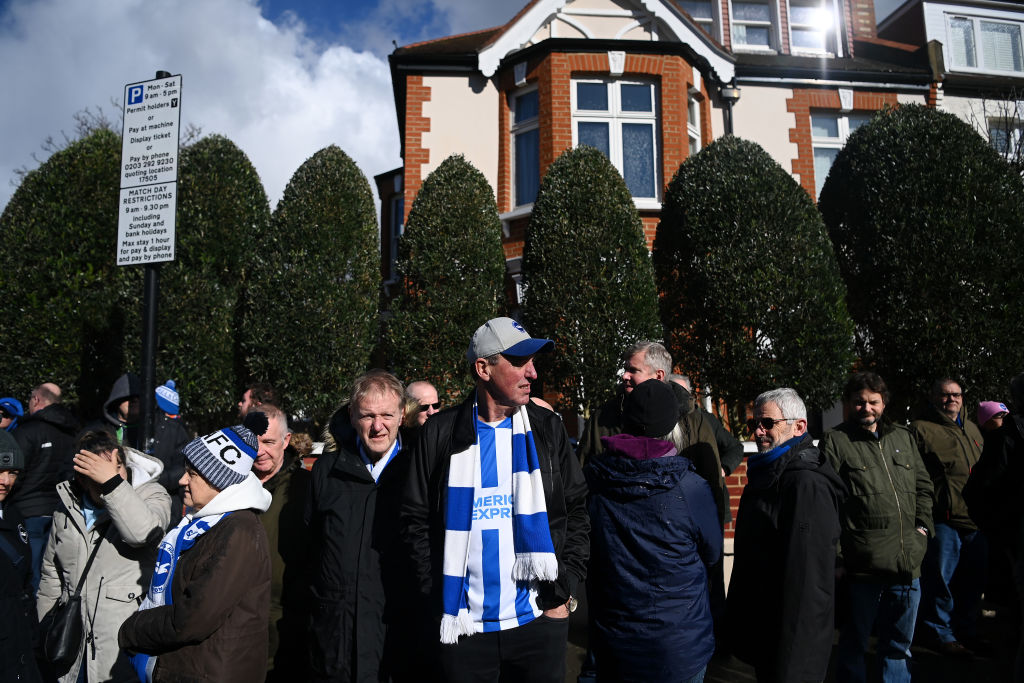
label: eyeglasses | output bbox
[746,417,793,432]
[938,392,962,399]
[418,402,441,413]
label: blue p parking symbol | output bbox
[128,85,144,105]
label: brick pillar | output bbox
[849,0,877,39]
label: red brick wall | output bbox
[403,75,431,223]
[850,0,877,40]
[786,88,899,197]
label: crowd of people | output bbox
[1,316,1022,683]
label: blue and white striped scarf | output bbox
[440,401,557,644]
[129,512,232,682]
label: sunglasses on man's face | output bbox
[418,402,441,413]
[745,417,792,433]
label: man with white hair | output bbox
[726,388,845,683]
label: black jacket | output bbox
[12,403,80,517]
[401,394,590,615]
[0,501,42,683]
[726,434,846,683]
[305,414,415,683]
[964,414,1024,545]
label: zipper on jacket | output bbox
[877,440,905,559]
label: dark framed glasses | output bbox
[745,417,793,432]
[418,402,441,413]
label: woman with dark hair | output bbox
[36,430,171,682]
[119,413,272,683]
[585,379,722,683]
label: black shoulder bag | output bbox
[40,524,108,675]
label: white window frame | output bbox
[688,91,702,156]
[810,110,871,197]
[681,0,722,41]
[787,0,836,55]
[730,0,778,52]
[571,78,661,208]
[945,13,1024,75]
[511,86,540,208]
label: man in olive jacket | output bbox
[910,377,985,656]
[822,372,933,682]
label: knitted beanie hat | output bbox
[183,412,268,490]
[622,379,679,438]
[155,380,180,415]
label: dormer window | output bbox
[789,0,833,53]
[948,15,1024,74]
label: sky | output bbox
[0,0,518,214]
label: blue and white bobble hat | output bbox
[182,412,268,490]
[155,380,179,415]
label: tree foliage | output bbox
[385,155,506,402]
[654,135,854,411]
[522,146,661,415]
[135,135,272,431]
[0,129,133,416]
[243,145,379,421]
[818,104,1024,411]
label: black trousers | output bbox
[440,614,569,683]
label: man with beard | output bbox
[726,387,845,683]
[821,372,933,682]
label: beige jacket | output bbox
[37,447,171,683]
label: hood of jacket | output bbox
[123,445,164,488]
[22,402,78,433]
[323,403,357,454]
[103,372,140,426]
[586,434,693,502]
[189,471,271,520]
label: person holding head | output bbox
[0,397,23,432]
[726,388,845,683]
[36,430,171,682]
[306,370,417,682]
[96,372,190,526]
[118,413,272,683]
[0,431,42,683]
[585,379,720,683]
[238,382,280,419]
[407,381,442,427]
[821,372,933,682]
[253,404,311,680]
[402,317,589,683]
[12,382,79,591]
[910,377,986,656]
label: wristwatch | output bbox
[567,595,578,613]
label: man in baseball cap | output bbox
[403,317,588,682]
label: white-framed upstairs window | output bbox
[572,79,660,203]
[989,118,1024,159]
[947,14,1024,75]
[731,0,775,51]
[788,0,835,54]
[811,110,872,197]
[688,92,702,156]
[681,0,720,40]
[511,87,540,207]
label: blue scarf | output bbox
[747,435,803,471]
[130,512,233,682]
[439,400,556,644]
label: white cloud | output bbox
[0,0,401,213]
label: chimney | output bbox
[849,0,877,39]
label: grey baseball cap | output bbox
[466,317,554,361]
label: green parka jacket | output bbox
[821,421,933,582]
[910,406,983,531]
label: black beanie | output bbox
[622,379,679,437]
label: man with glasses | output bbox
[407,381,442,426]
[911,378,986,657]
[726,388,845,683]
